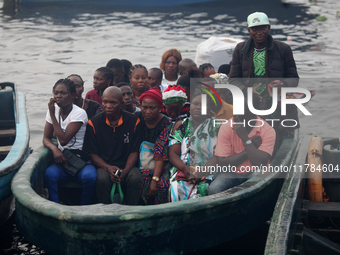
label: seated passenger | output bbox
[148,67,168,93]
[135,87,171,205]
[121,59,132,84]
[106,58,126,86]
[160,49,182,86]
[217,64,231,76]
[162,85,188,125]
[129,64,149,109]
[85,67,114,105]
[208,94,276,195]
[116,82,141,113]
[178,58,196,76]
[199,63,215,78]
[68,74,103,120]
[83,87,142,205]
[169,93,221,201]
[204,75,233,119]
[43,78,97,205]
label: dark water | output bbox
[0,0,340,254]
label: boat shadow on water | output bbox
[11,129,299,255]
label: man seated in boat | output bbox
[208,94,276,194]
[178,58,196,76]
[106,58,129,85]
[83,86,143,205]
[228,11,299,156]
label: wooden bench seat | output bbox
[0,129,15,138]
[0,145,12,155]
[303,200,340,217]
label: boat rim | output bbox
[12,129,299,223]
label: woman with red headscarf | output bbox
[135,87,172,205]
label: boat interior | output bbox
[0,83,16,163]
[290,138,340,255]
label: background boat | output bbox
[264,136,340,255]
[12,129,298,254]
[18,0,218,6]
[0,82,30,226]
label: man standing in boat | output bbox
[229,12,299,155]
[83,86,143,205]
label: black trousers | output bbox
[96,167,142,205]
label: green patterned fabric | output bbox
[169,117,221,201]
[252,49,278,118]
[253,50,266,77]
[163,96,187,105]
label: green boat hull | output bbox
[12,130,298,254]
[0,82,30,226]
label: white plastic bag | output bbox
[195,37,243,71]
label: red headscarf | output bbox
[139,87,163,108]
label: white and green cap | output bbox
[247,12,269,28]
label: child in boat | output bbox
[199,63,216,78]
[116,82,141,114]
[68,74,103,120]
[43,78,97,205]
[129,64,149,109]
[85,67,113,105]
[148,67,168,93]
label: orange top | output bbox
[215,116,276,173]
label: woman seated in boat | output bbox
[160,49,182,86]
[129,64,149,109]
[162,85,188,126]
[68,74,103,120]
[135,87,172,205]
[169,93,221,201]
[85,67,114,105]
[43,78,97,205]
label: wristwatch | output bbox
[152,176,160,182]
[244,139,252,146]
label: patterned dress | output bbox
[136,112,171,205]
[86,100,103,120]
[169,117,221,201]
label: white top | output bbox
[46,104,88,151]
[159,84,169,93]
[162,73,180,86]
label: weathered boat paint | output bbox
[0,83,30,225]
[12,130,299,254]
[264,136,340,255]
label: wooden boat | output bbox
[264,135,340,255]
[0,82,30,226]
[12,129,299,254]
[18,0,217,6]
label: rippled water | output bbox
[0,0,340,253]
[1,0,339,150]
